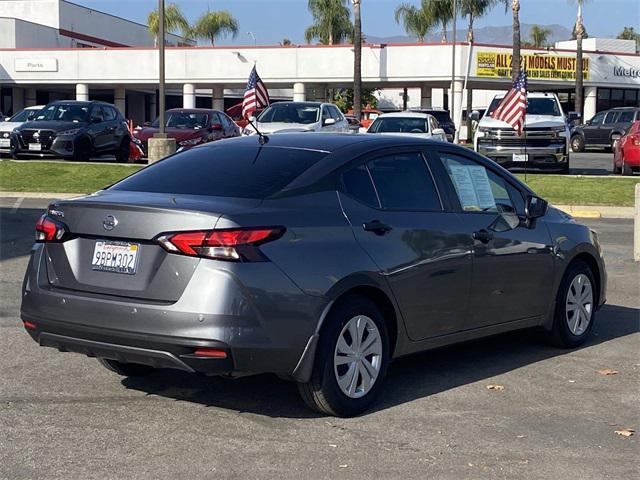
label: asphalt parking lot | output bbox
[0,197,637,479]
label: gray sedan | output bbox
[21,133,606,417]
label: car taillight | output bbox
[155,227,284,261]
[35,214,69,242]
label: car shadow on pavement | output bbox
[1,207,47,261]
[120,303,639,418]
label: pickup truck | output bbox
[473,92,575,173]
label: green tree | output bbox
[529,24,551,47]
[193,10,239,46]
[394,1,435,42]
[281,38,293,46]
[352,0,362,121]
[428,0,455,43]
[617,26,640,52]
[305,0,352,45]
[332,88,378,112]
[147,3,191,46]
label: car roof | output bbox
[377,112,432,119]
[47,100,110,106]
[25,105,45,110]
[265,101,324,107]
[166,108,223,114]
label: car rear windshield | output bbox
[369,117,428,133]
[258,104,320,124]
[110,144,328,199]
[430,111,452,124]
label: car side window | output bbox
[90,106,104,122]
[103,107,117,121]
[341,163,380,208]
[590,112,605,126]
[210,112,222,125]
[366,153,441,211]
[429,117,438,132]
[329,106,343,121]
[604,111,618,124]
[438,152,523,214]
[322,107,332,122]
[220,114,233,129]
[618,111,635,123]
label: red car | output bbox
[135,108,239,154]
[613,120,640,175]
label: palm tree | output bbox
[305,0,352,45]
[394,2,434,42]
[147,3,190,46]
[529,25,551,47]
[460,1,497,139]
[352,0,362,121]
[429,0,455,43]
[193,10,239,46]
[573,0,588,123]
[510,0,521,81]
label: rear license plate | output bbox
[91,241,139,275]
[0,139,10,148]
[28,143,42,151]
[513,153,528,162]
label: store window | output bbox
[597,88,640,111]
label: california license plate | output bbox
[513,153,528,162]
[28,143,42,151]
[0,139,10,148]
[91,241,139,275]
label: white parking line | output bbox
[10,197,24,214]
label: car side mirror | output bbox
[432,128,445,136]
[568,112,581,122]
[469,110,480,122]
[323,118,336,126]
[525,195,548,219]
[210,123,223,131]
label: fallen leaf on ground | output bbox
[614,428,635,437]
[338,464,348,468]
[597,368,619,376]
[486,384,505,391]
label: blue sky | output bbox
[71,0,639,45]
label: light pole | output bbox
[158,0,166,135]
[450,0,457,142]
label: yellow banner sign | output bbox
[476,51,589,81]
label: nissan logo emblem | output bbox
[103,215,118,231]
[33,131,40,139]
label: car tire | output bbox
[115,137,130,163]
[72,137,92,162]
[621,162,632,176]
[570,135,584,153]
[548,260,597,349]
[297,295,390,417]
[98,358,155,377]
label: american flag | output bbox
[493,68,528,136]
[242,66,270,119]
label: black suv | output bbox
[408,108,455,142]
[570,107,640,152]
[11,101,130,162]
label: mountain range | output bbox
[366,23,573,45]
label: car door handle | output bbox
[472,229,494,243]
[363,220,392,235]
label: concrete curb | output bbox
[554,205,634,219]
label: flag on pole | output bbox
[492,68,528,136]
[242,66,270,119]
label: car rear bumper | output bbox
[21,244,327,376]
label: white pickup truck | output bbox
[473,92,576,173]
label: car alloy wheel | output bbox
[565,273,593,336]
[333,315,383,399]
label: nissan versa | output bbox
[21,134,606,417]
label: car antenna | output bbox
[246,115,269,145]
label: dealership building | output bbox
[1,0,638,127]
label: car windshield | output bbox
[152,112,209,129]
[369,117,428,133]
[487,97,561,117]
[110,144,328,199]
[9,108,40,123]
[258,104,320,124]
[36,104,89,123]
